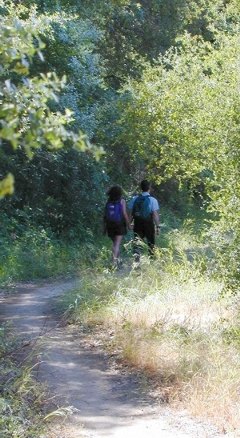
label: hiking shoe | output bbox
[133,253,140,263]
[117,258,123,269]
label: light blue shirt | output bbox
[128,192,160,212]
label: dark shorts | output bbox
[134,219,155,246]
[107,222,127,239]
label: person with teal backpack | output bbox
[104,185,130,266]
[128,180,160,260]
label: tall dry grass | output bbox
[61,251,240,433]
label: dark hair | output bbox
[140,180,150,192]
[107,185,122,202]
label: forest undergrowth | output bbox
[0,214,103,287]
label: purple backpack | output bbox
[105,200,123,223]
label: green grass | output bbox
[0,324,47,438]
[0,224,109,286]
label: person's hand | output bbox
[128,223,133,231]
[156,225,160,235]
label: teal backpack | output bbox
[132,195,152,221]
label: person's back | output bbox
[105,199,123,224]
[132,193,152,222]
[104,185,130,267]
[128,180,160,258]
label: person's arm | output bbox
[151,197,160,234]
[153,210,160,235]
[128,212,133,224]
[121,199,131,228]
[126,196,136,229]
[153,209,160,227]
[128,205,133,226]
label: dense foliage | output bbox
[119,31,240,286]
[0,0,239,287]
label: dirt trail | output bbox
[0,280,230,438]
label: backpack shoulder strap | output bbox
[132,194,141,207]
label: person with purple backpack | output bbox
[104,185,130,266]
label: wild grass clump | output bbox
[0,324,46,437]
[60,248,240,433]
[0,222,106,286]
[0,324,77,437]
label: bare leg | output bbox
[112,235,123,262]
